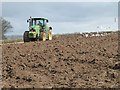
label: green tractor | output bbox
[23,17,52,42]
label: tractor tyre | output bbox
[23,31,30,42]
[48,30,52,40]
[42,32,46,41]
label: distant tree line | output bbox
[0,17,13,40]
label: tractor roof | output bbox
[31,17,48,20]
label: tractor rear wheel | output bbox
[42,32,46,41]
[48,30,52,40]
[23,31,30,42]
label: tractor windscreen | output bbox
[29,18,48,27]
[32,20,43,26]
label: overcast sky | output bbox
[2,2,118,35]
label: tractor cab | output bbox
[27,17,49,27]
[27,18,49,32]
[23,17,52,42]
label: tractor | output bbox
[23,17,52,42]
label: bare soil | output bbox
[2,32,120,88]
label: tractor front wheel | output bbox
[23,31,30,42]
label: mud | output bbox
[2,32,120,88]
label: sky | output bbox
[1,1,118,35]
[1,0,120,2]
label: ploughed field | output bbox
[2,32,120,88]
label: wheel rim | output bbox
[42,32,46,41]
[49,31,52,40]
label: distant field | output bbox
[2,39,23,44]
[2,31,118,44]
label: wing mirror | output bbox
[27,20,29,23]
[46,20,49,23]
